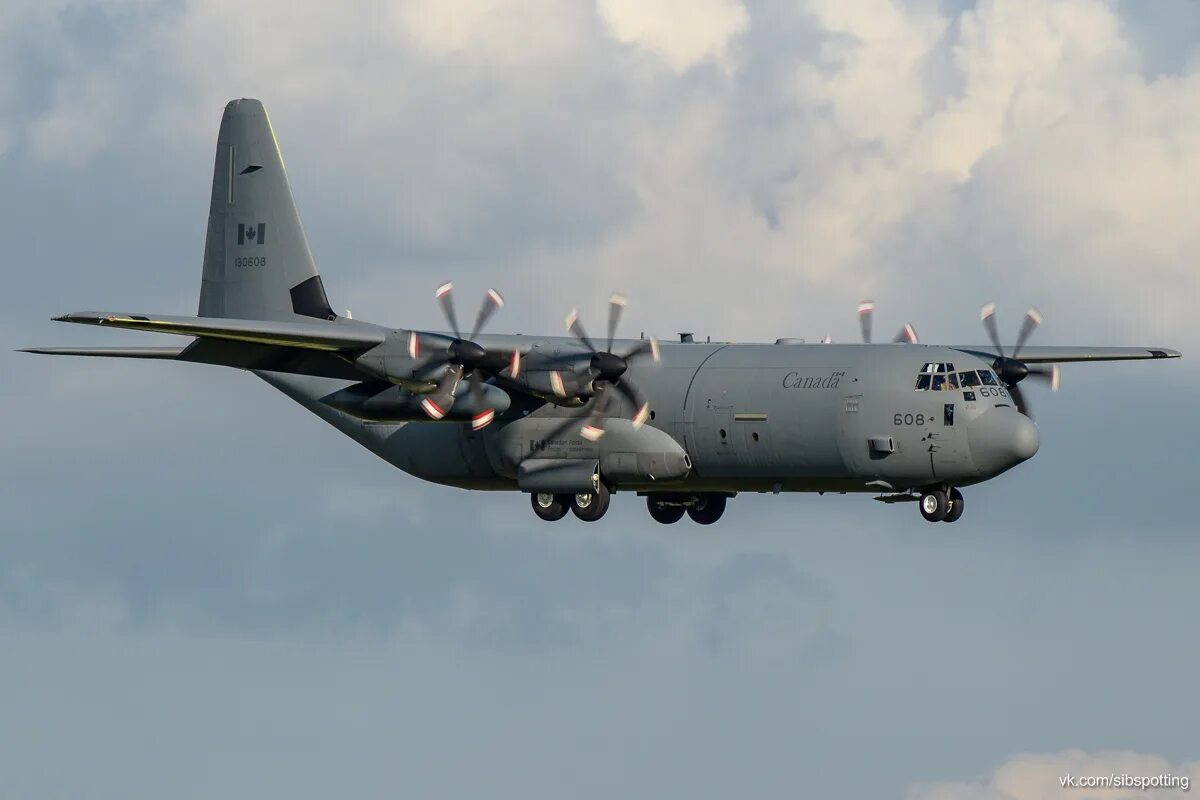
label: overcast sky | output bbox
[2,1,1198,797]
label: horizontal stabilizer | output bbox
[53,312,384,352]
[19,346,187,359]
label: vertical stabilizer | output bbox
[199,99,334,322]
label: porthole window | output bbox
[649,410,656,420]
[752,432,760,442]
[719,429,727,440]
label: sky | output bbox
[2,0,1198,797]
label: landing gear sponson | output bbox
[529,490,733,525]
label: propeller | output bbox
[413,282,517,430]
[858,300,919,344]
[548,293,661,441]
[979,303,1060,417]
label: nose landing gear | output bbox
[919,487,965,523]
[943,487,965,523]
[919,489,948,521]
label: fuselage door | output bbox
[929,370,977,480]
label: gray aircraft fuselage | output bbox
[264,335,1031,495]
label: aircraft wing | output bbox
[50,311,385,352]
[951,345,1181,364]
[24,312,389,381]
[19,346,187,359]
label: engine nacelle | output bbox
[354,329,455,390]
[512,370,588,406]
[321,381,511,423]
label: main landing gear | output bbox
[529,489,731,525]
[530,484,612,523]
[646,493,728,525]
[919,487,965,523]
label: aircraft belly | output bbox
[255,371,507,488]
[380,423,506,487]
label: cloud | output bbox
[4,2,1200,797]
[394,0,589,64]
[596,0,749,73]
[4,0,1197,347]
[908,750,1199,799]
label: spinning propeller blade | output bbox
[606,293,626,353]
[1013,308,1042,360]
[418,282,517,428]
[858,300,917,344]
[566,308,597,353]
[549,293,661,439]
[436,281,460,339]
[858,301,874,344]
[977,304,1059,418]
[893,323,919,344]
[980,302,1004,358]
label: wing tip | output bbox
[16,346,186,359]
[52,312,111,324]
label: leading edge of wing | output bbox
[52,312,385,352]
[19,346,187,358]
[950,345,1181,363]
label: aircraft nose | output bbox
[967,407,1040,477]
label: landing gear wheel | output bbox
[647,496,685,524]
[919,489,948,522]
[943,488,965,523]
[531,492,569,522]
[687,493,727,525]
[571,484,611,522]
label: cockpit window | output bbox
[959,370,981,387]
[978,370,998,386]
[915,362,968,391]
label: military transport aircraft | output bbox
[24,99,1181,526]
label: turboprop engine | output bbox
[321,380,511,424]
[352,283,521,429]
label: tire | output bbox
[647,496,686,524]
[943,488,965,523]
[531,492,569,522]
[571,483,611,522]
[919,489,948,522]
[687,493,727,525]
